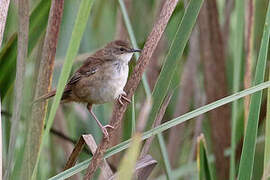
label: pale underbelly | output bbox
[88,79,126,104]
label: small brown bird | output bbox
[35,40,141,137]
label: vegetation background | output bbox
[1,0,270,179]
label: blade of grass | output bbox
[3,0,28,179]
[230,0,245,179]
[49,81,270,180]
[0,0,51,98]
[237,1,270,179]
[116,133,142,180]
[197,134,213,180]
[31,0,95,179]
[157,133,172,180]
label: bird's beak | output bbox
[129,48,141,53]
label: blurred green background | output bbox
[1,0,270,179]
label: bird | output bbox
[35,40,141,137]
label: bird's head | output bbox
[105,40,141,62]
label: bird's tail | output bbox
[33,90,56,103]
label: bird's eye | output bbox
[120,48,125,51]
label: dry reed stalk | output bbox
[244,0,254,126]
[4,0,28,179]
[22,1,64,178]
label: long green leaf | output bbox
[146,0,203,130]
[230,0,245,179]
[49,81,270,180]
[0,0,51,98]
[197,134,213,180]
[237,1,270,179]
[31,0,95,178]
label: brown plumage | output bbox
[35,40,141,137]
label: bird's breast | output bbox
[74,61,129,104]
[105,61,129,98]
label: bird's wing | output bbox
[67,56,106,85]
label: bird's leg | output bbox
[117,91,131,105]
[87,104,114,138]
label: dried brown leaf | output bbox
[198,1,231,179]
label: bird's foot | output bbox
[101,125,115,138]
[117,93,131,105]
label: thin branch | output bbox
[64,136,89,170]
[0,0,10,47]
[83,0,179,179]
[4,0,29,179]
[64,134,114,180]
[83,135,114,179]
[22,0,64,178]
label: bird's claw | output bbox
[117,93,131,105]
[101,125,115,138]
